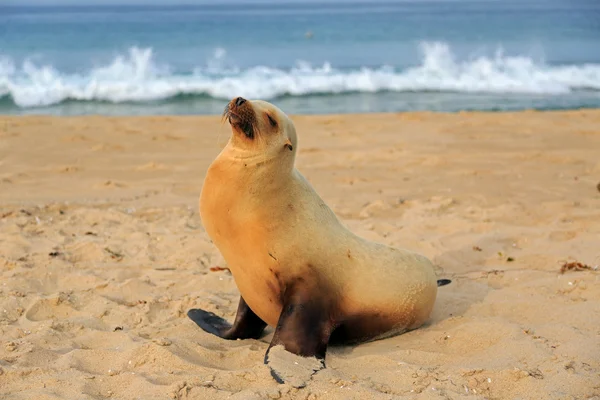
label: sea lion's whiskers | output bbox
[216,105,230,147]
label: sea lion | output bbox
[188,97,451,386]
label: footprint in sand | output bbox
[25,295,79,322]
[146,301,175,324]
[65,241,109,264]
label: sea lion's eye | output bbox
[267,114,278,128]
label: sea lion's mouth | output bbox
[228,114,254,139]
[223,100,256,139]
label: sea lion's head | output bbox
[223,97,297,157]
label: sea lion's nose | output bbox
[235,97,246,107]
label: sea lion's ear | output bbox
[284,138,293,152]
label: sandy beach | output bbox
[0,110,599,400]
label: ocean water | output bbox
[1,1,600,115]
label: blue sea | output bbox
[1,1,600,115]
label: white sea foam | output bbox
[1,42,599,108]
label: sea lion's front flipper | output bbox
[187,296,267,340]
[264,284,333,387]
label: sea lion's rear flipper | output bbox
[263,283,332,387]
[437,279,452,287]
[187,296,267,340]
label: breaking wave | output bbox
[1,42,599,108]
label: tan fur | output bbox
[200,99,438,340]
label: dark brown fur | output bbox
[222,98,260,139]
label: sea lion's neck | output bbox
[224,142,295,171]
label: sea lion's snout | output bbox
[229,96,249,112]
[224,97,256,139]
[227,96,249,114]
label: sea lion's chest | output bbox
[230,258,284,327]
[210,224,285,327]
[200,164,285,326]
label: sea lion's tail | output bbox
[437,279,452,287]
